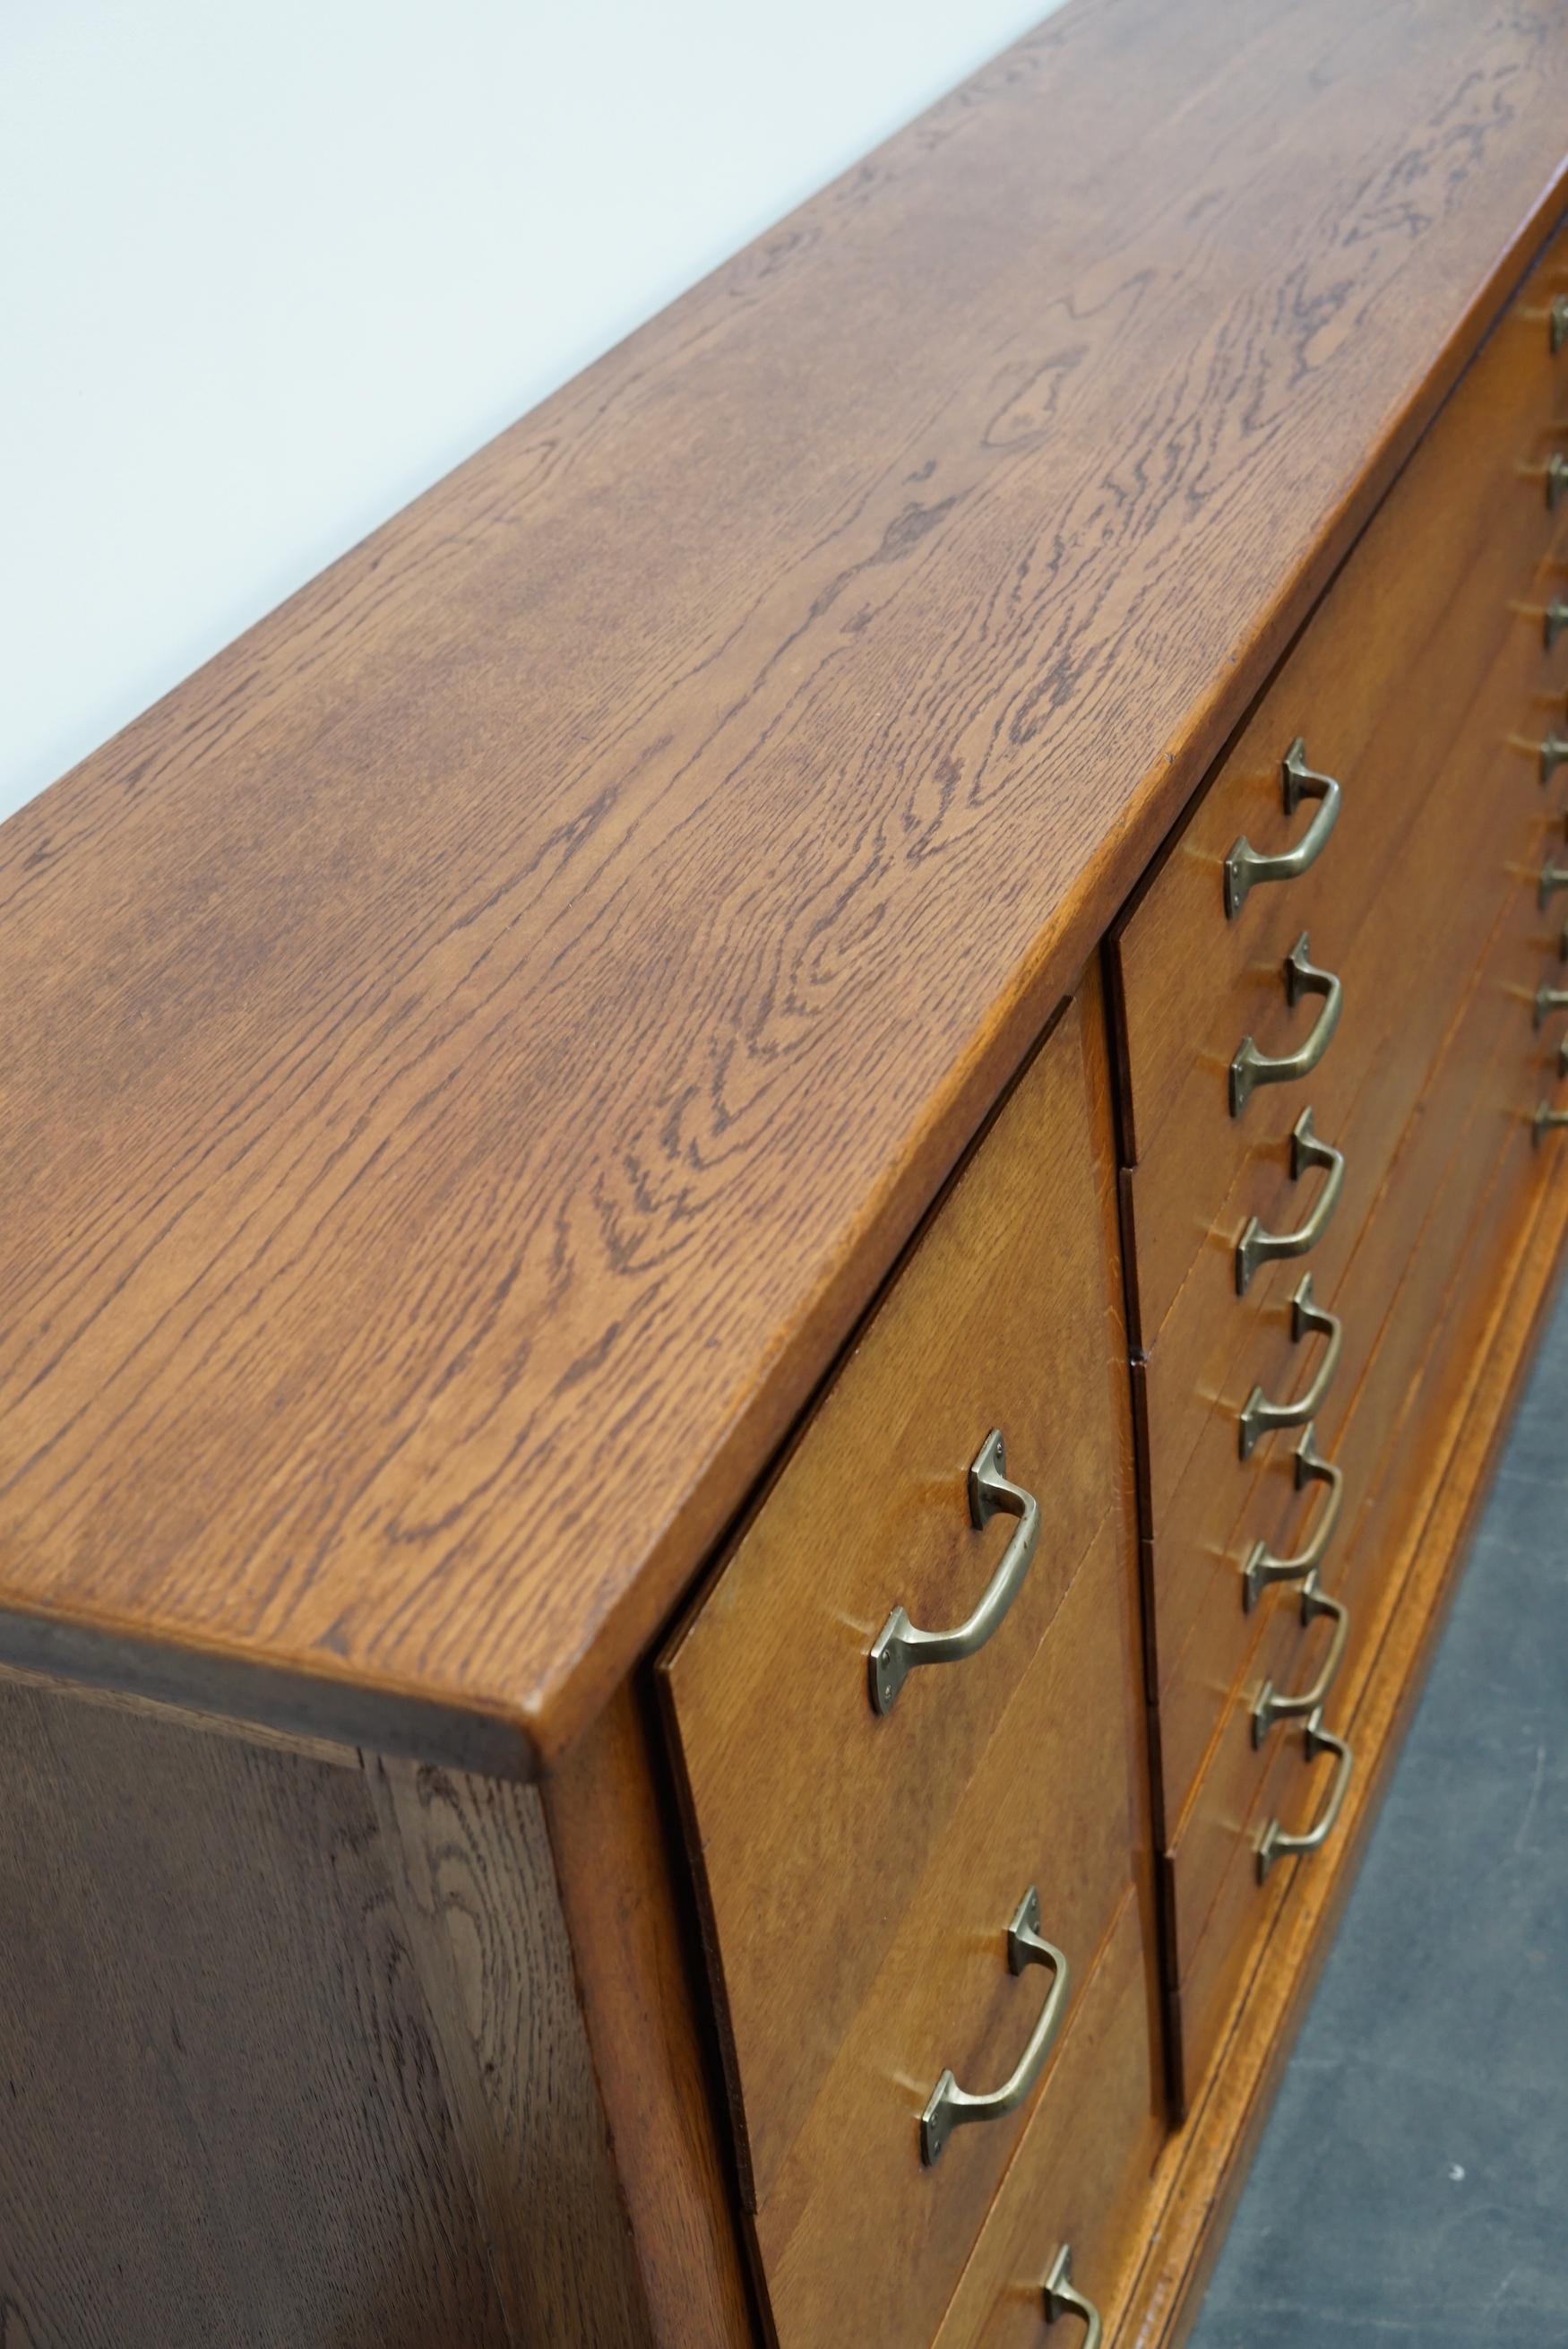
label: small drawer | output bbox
[927,1890,1162,2349]
[1121,531,1566,1361]
[751,1522,1143,2349]
[1143,824,1534,1825]
[659,980,1131,2218]
[1134,537,1568,1829]
[1134,559,1559,1451]
[1110,212,1568,1350]
[1166,885,1555,2107]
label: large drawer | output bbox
[1109,209,1568,1353]
[751,1522,1143,2349]
[659,973,1143,2343]
[926,1889,1163,2349]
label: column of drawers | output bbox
[659,976,1159,2349]
[1108,218,1568,2111]
[653,205,1568,2349]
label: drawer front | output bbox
[659,979,1136,2278]
[1142,601,1562,1827]
[1136,227,1568,2104]
[1114,220,1568,1878]
[1167,876,1560,2105]
[1138,540,1564,1542]
[754,1523,1143,2349]
[1111,212,1568,1352]
[927,1891,1162,2349]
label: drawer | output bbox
[1165,900,1555,2106]
[752,1522,1143,2349]
[1109,212,1568,1350]
[1143,781,1550,1827]
[1133,543,1568,1827]
[1167,1110,1537,2114]
[927,1890,1162,2349]
[1121,525,1568,1364]
[659,980,1132,2215]
[1136,560,1560,1530]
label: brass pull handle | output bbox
[1242,1421,1343,1611]
[1238,1274,1343,1459]
[1236,1108,1346,1296]
[1553,295,1568,354]
[1535,1102,1568,1144]
[1541,735,1568,787]
[920,1887,1069,2165]
[869,1429,1039,1714]
[1546,601,1568,652]
[1549,455,1568,513]
[1224,738,1343,920]
[1535,982,1568,1027]
[1253,1571,1350,1743]
[1230,933,1343,1118]
[1257,1706,1354,1881]
[1042,2246,1102,2347]
[1540,860,1568,910]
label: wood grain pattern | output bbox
[0,1687,519,2349]
[2,1,1566,1768]
[0,1671,728,2348]
[659,983,1125,2209]
[372,1756,662,2349]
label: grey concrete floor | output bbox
[1187,1274,1568,2349]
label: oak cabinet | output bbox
[3,4,1567,2344]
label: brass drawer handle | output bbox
[1535,1102,1568,1144]
[1230,933,1342,1118]
[1535,982,1568,1027]
[1540,859,1568,910]
[1553,295,1568,354]
[1042,2246,1102,2346]
[1242,1421,1342,1611]
[1224,738,1342,920]
[920,1887,1069,2165]
[1541,735,1568,787]
[1253,1571,1350,1743]
[1238,1273,1343,1460]
[1257,1706,1354,1881]
[1546,600,1568,651]
[1236,1108,1345,1297]
[1548,454,1568,513]
[869,1429,1038,1714]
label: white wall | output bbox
[0,0,1062,820]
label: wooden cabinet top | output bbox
[3,0,1564,1775]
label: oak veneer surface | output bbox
[3,0,1566,1771]
[0,1680,660,2349]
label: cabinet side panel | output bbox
[0,1680,517,2349]
[543,1683,760,2349]
[373,1753,664,2348]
